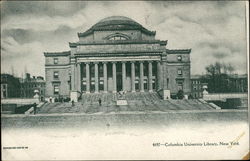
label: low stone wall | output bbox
[203,93,248,101]
[1,98,40,104]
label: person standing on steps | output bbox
[98,98,102,106]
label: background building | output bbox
[20,73,46,100]
[1,74,21,98]
[44,16,191,101]
[191,75,203,99]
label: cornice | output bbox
[44,51,70,57]
[166,49,191,54]
[69,40,167,46]
[74,51,163,57]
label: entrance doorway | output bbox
[116,62,122,91]
[117,74,122,91]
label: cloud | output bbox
[1,37,45,77]
[1,1,247,77]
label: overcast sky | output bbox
[1,1,248,78]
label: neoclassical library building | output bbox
[44,16,191,101]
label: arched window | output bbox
[105,33,130,41]
[108,35,127,40]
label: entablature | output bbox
[166,49,191,54]
[44,51,70,57]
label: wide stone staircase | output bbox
[38,92,215,114]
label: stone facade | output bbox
[44,16,191,101]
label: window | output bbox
[54,71,59,79]
[177,55,182,61]
[108,35,127,40]
[54,58,58,64]
[177,82,183,90]
[54,85,59,95]
[177,69,182,75]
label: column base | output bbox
[112,91,117,93]
[149,89,153,92]
[94,91,99,93]
[131,90,136,93]
[86,91,90,94]
[140,90,144,92]
[103,91,108,93]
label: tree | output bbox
[204,62,236,93]
[176,90,184,99]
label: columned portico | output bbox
[76,60,159,94]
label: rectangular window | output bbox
[54,85,59,95]
[54,71,59,79]
[54,58,58,64]
[177,82,183,90]
[177,69,182,75]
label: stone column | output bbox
[122,62,126,91]
[75,63,81,91]
[140,61,144,92]
[157,61,162,90]
[112,62,117,93]
[77,63,81,92]
[148,61,153,92]
[131,62,135,92]
[70,64,75,91]
[86,62,90,93]
[103,62,108,93]
[94,62,99,93]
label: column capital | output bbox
[103,61,108,64]
[112,61,117,64]
[85,62,90,64]
[93,62,99,64]
[148,60,153,63]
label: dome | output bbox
[98,16,136,23]
[78,16,155,37]
[94,16,141,28]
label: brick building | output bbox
[20,73,46,100]
[1,74,21,98]
[191,75,203,98]
[44,16,191,101]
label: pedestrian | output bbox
[98,98,102,106]
[71,100,74,107]
[33,103,37,115]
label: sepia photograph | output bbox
[1,0,249,160]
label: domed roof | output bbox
[78,16,155,37]
[98,16,135,23]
